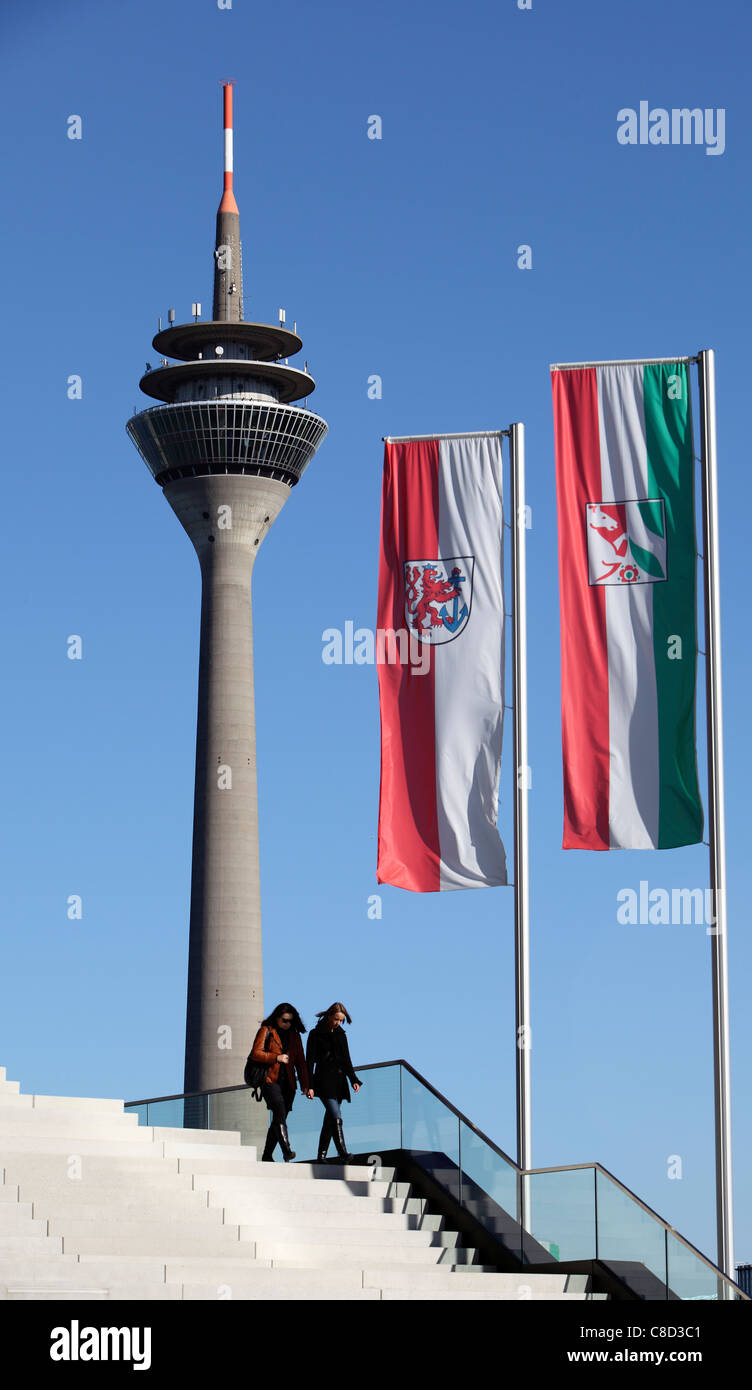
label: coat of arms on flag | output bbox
[586,499,667,585]
[404,556,475,643]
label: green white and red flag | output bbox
[551,359,703,850]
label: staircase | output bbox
[0,1068,603,1301]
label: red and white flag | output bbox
[376,435,508,891]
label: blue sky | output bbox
[1,0,750,1272]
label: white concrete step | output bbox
[206,1187,428,1216]
[162,1141,258,1162]
[77,1254,264,1280]
[29,1095,126,1113]
[220,1205,443,1232]
[1,1284,181,1302]
[7,1165,199,1190]
[60,1233,256,1257]
[1,1280,375,1302]
[237,1221,449,1248]
[0,1120,253,1158]
[0,1236,64,1255]
[0,1135,159,1158]
[178,1265,367,1294]
[48,1213,244,1241]
[0,1257,85,1280]
[152,1256,495,1287]
[12,1182,202,1213]
[0,1207,44,1232]
[174,1277,593,1302]
[3,1154,183,1179]
[161,1258,360,1285]
[32,1199,224,1223]
[150,1126,245,1147]
[252,1241,478,1266]
[0,1255,174,1287]
[0,1109,142,1137]
[229,1165,407,1185]
[379,1287,592,1301]
[176,1156,295,1177]
[2,1137,252,1163]
[192,1174,412,1201]
[267,1162,402,1183]
[181,1282,382,1301]
[13,1176,198,1203]
[361,1266,582,1291]
[6,1174,187,1206]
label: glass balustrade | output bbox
[526,1166,596,1265]
[402,1069,462,1203]
[666,1229,728,1301]
[459,1120,522,1262]
[593,1168,669,1296]
[125,1060,745,1301]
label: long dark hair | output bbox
[315,1001,352,1025]
[262,1002,306,1033]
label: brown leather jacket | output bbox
[250,1025,310,1094]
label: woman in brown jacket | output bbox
[250,1002,313,1162]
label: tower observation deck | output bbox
[127,85,327,1133]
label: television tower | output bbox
[127,85,327,1131]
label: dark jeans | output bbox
[263,1081,292,1127]
[317,1096,343,1155]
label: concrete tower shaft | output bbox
[163,474,290,1100]
[126,86,327,1132]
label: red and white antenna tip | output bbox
[218,81,238,214]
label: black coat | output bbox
[305,1021,362,1103]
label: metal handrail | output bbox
[123,1058,748,1298]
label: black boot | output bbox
[261,1122,279,1162]
[332,1117,353,1162]
[277,1120,296,1162]
[317,1114,334,1163]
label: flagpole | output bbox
[509,422,532,1176]
[696,350,734,1291]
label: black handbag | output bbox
[244,1029,272,1101]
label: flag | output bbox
[376,435,508,891]
[551,360,703,850]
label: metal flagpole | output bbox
[508,423,532,1176]
[696,350,734,1290]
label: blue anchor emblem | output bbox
[439,567,468,633]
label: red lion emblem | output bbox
[406,564,462,631]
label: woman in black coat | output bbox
[306,1002,362,1162]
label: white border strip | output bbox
[551,357,693,371]
[383,431,505,442]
